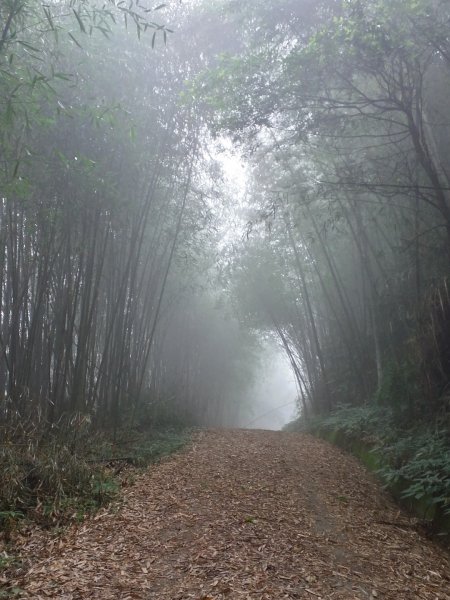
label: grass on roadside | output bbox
[294,404,450,521]
[0,427,191,540]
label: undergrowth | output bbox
[90,429,191,466]
[0,426,191,541]
[300,404,450,519]
[0,424,189,595]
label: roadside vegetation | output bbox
[290,405,450,528]
[283,280,450,528]
[2,0,450,552]
[0,421,191,537]
[189,0,450,530]
[0,0,258,542]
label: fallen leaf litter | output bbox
[3,430,450,599]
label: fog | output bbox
[241,343,298,431]
[2,0,450,439]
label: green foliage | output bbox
[0,511,24,542]
[136,400,197,432]
[0,427,190,530]
[107,429,191,467]
[134,431,189,465]
[306,403,394,439]
[244,515,257,524]
[0,0,169,187]
[380,431,450,516]
[0,551,16,570]
[0,511,24,523]
[307,404,450,519]
[0,584,23,599]
[0,444,114,522]
[195,0,450,421]
[375,359,420,422]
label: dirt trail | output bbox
[6,430,450,599]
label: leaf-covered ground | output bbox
[4,430,450,599]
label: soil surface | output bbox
[5,430,450,599]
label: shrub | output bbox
[375,359,420,423]
[0,419,191,533]
[306,404,450,519]
[0,442,117,526]
[379,430,450,515]
[307,403,394,440]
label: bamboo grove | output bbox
[195,0,450,422]
[0,0,256,435]
[2,0,450,440]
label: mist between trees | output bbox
[191,0,450,425]
[1,0,450,465]
[0,0,266,442]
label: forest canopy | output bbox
[191,0,450,420]
[1,0,450,519]
[0,0,262,436]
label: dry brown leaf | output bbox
[1,431,449,600]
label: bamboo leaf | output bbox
[53,72,72,81]
[42,6,55,30]
[17,40,41,53]
[5,100,14,125]
[73,9,87,33]
[68,32,83,48]
[96,26,110,38]
[12,160,20,179]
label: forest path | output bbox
[9,430,450,599]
